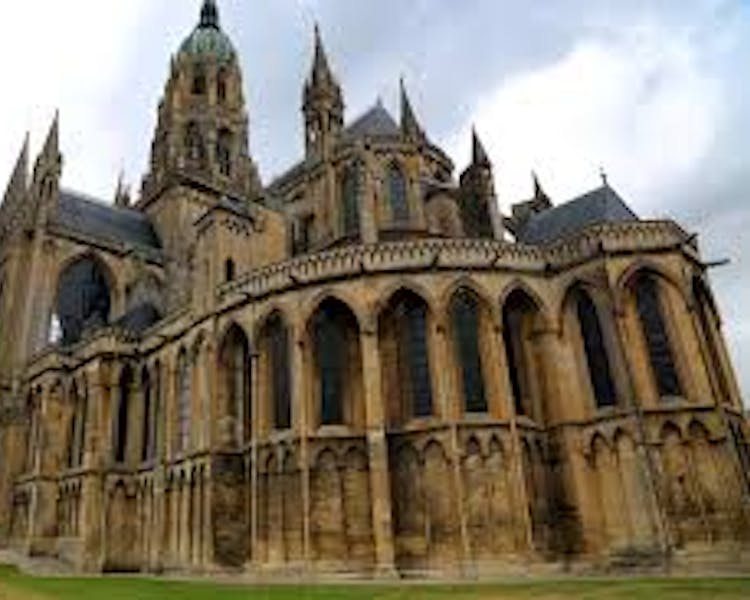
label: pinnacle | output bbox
[311,23,334,86]
[400,78,425,141]
[471,127,491,167]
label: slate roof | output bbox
[516,185,639,245]
[343,102,400,140]
[269,103,402,193]
[53,190,162,251]
[114,303,163,335]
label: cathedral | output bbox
[0,0,749,577]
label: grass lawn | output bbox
[1,566,750,600]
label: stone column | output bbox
[360,317,397,577]
[291,323,312,566]
[78,362,111,572]
[493,322,535,553]
[612,307,672,556]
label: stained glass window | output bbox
[141,367,152,462]
[114,367,132,463]
[176,350,191,452]
[388,163,409,225]
[267,314,292,430]
[635,276,682,398]
[575,290,617,408]
[451,290,487,413]
[341,164,361,238]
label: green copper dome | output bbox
[179,0,235,63]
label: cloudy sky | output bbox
[0,0,748,399]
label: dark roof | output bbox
[269,103,401,193]
[344,102,400,140]
[53,190,162,251]
[516,185,639,245]
[115,303,162,335]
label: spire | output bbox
[42,110,60,160]
[310,23,335,87]
[199,0,220,30]
[3,133,29,203]
[471,127,491,168]
[114,171,131,208]
[400,78,425,142]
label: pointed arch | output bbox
[185,121,205,165]
[387,161,409,225]
[631,272,682,398]
[572,286,618,408]
[450,287,487,413]
[501,288,543,417]
[218,323,251,444]
[309,297,363,427]
[378,288,433,425]
[692,276,733,405]
[216,128,233,176]
[55,253,113,346]
[340,161,361,238]
[175,347,191,453]
[258,311,292,431]
[217,67,228,103]
[140,366,152,463]
[114,365,134,464]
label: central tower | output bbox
[141,0,260,204]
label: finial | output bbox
[599,165,608,187]
[200,0,220,30]
[531,170,551,208]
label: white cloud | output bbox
[0,1,155,198]
[455,21,724,211]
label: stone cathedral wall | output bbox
[2,223,750,577]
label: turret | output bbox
[140,0,260,203]
[303,25,344,159]
[458,128,501,239]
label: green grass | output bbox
[1,566,750,599]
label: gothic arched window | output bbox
[262,313,292,431]
[217,128,233,176]
[502,289,541,417]
[575,289,617,408]
[114,366,133,464]
[192,65,206,95]
[56,256,111,346]
[225,258,235,283]
[176,349,191,453]
[313,298,361,426]
[219,325,251,442]
[379,290,433,424]
[451,289,487,413]
[388,162,409,225]
[67,381,87,469]
[340,163,361,239]
[185,122,205,165]
[141,367,152,463]
[634,275,682,398]
[217,68,228,103]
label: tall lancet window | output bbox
[634,275,682,398]
[575,289,617,408]
[388,162,409,225]
[176,349,191,453]
[263,313,292,431]
[185,122,205,165]
[451,289,487,413]
[340,163,361,238]
[217,128,233,176]
[114,367,133,464]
